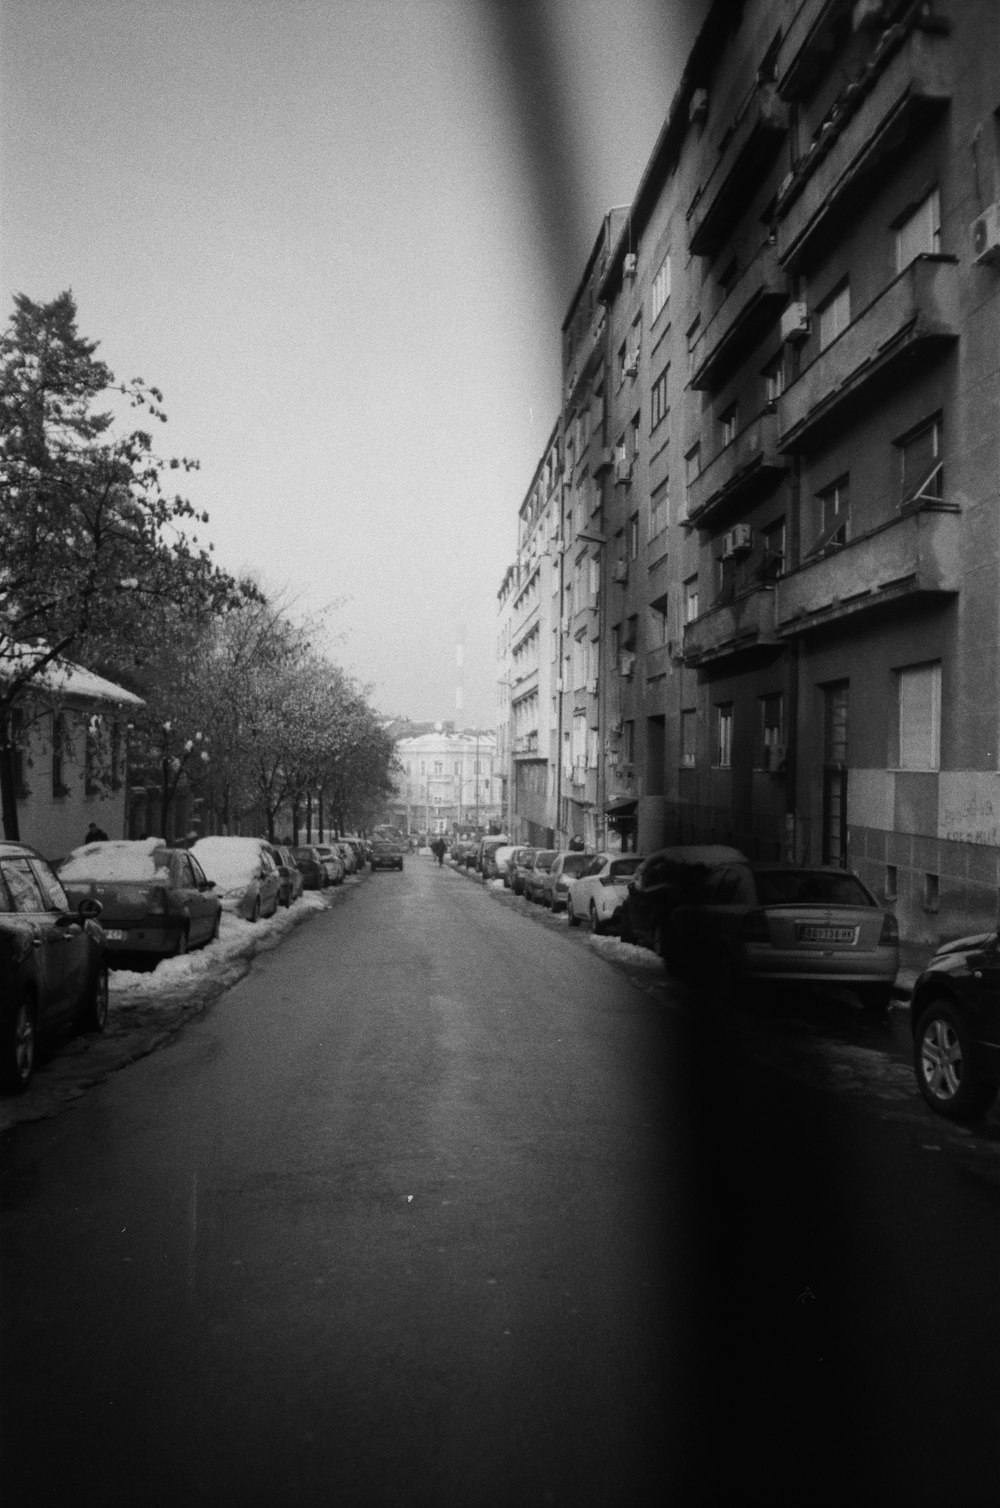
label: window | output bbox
[716,704,733,768]
[650,480,669,539]
[651,367,669,430]
[649,602,669,646]
[628,314,642,372]
[720,402,739,448]
[762,352,785,405]
[622,720,635,765]
[684,576,699,623]
[810,475,849,554]
[897,413,943,508]
[628,513,639,561]
[896,187,940,272]
[617,340,628,386]
[686,316,701,379]
[630,411,641,459]
[680,710,697,767]
[761,518,786,579]
[85,717,101,796]
[683,443,701,519]
[898,662,941,770]
[760,694,784,764]
[818,281,850,350]
[52,713,69,797]
[651,254,671,320]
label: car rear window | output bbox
[754,870,873,907]
[609,857,642,880]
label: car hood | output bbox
[925,932,997,972]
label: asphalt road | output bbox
[3,857,1000,1507]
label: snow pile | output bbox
[59,839,169,882]
[588,934,665,971]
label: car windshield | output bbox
[754,870,873,907]
[59,840,171,882]
[535,851,557,869]
[608,857,642,880]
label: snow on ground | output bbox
[588,934,667,971]
[0,882,356,1133]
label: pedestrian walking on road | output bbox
[432,838,446,867]
[84,820,109,844]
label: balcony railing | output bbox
[776,0,851,103]
[775,503,961,635]
[683,587,779,667]
[689,243,787,391]
[688,83,789,259]
[563,307,607,405]
[777,256,958,452]
[685,411,787,529]
[776,22,951,270]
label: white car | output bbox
[488,845,518,884]
[567,853,645,934]
[191,837,282,922]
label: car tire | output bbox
[568,905,580,928]
[174,925,190,957]
[210,911,221,942]
[80,965,110,1034]
[250,897,261,924]
[3,993,37,1092]
[589,903,604,936]
[914,998,999,1122]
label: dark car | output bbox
[622,846,749,952]
[524,849,558,904]
[511,848,537,896]
[370,837,405,871]
[910,932,1000,1122]
[1,841,108,1092]
[265,845,305,907]
[59,839,221,960]
[291,845,327,890]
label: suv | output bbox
[370,837,405,872]
[910,933,1000,1122]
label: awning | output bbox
[605,797,637,816]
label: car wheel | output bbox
[210,910,221,942]
[568,905,580,928]
[250,897,261,924]
[3,993,37,1093]
[914,999,999,1122]
[80,965,110,1034]
[174,924,190,957]
[590,903,604,936]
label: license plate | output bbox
[797,924,857,944]
[103,929,126,941]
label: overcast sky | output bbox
[1,0,706,727]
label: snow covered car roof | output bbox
[58,839,170,882]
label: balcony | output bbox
[688,83,789,260]
[776,23,951,270]
[777,257,958,452]
[514,731,540,757]
[685,411,787,530]
[776,0,852,103]
[689,243,787,391]
[563,308,607,405]
[683,588,779,667]
[775,503,961,635]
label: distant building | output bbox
[390,729,501,836]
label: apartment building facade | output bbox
[392,730,501,836]
[499,0,1000,946]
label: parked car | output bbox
[501,847,528,888]
[910,932,1000,1122]
[59,839,222,959]
[485,844,517,881]
[511,848,537,896]
[653,858,900,1009]
[314,844,346,885]
[370,836,405,871]
[476,835,510,874]
[342,838,366,870]
[333,840,357,875]
[265,845,305,907]
[524,849,558,904]
[1,841,108,1092]
[291,845,327,890]
[191,837,282,922]
[567,853,644,933]
[449,840,472,868]
[621,846,750,952]
[543,851,596,912]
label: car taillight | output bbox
[879,911,899,944]
[145,889,168,915]
[741,909,771,944]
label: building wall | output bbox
[10,702,132,860]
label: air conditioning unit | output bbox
[619,651,636,678]
[689,88,709,124]
[721,523,753,558]
[624,252,637,279]
[667,639,686,663]
[614,455,632,484]
[594,446,614,475]
[624,353,639,377]
[762,743,787,772]
[612,558,628,583]
[970,204,1000,266]
[780,302,810,343]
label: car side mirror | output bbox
[74,896,102,921]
